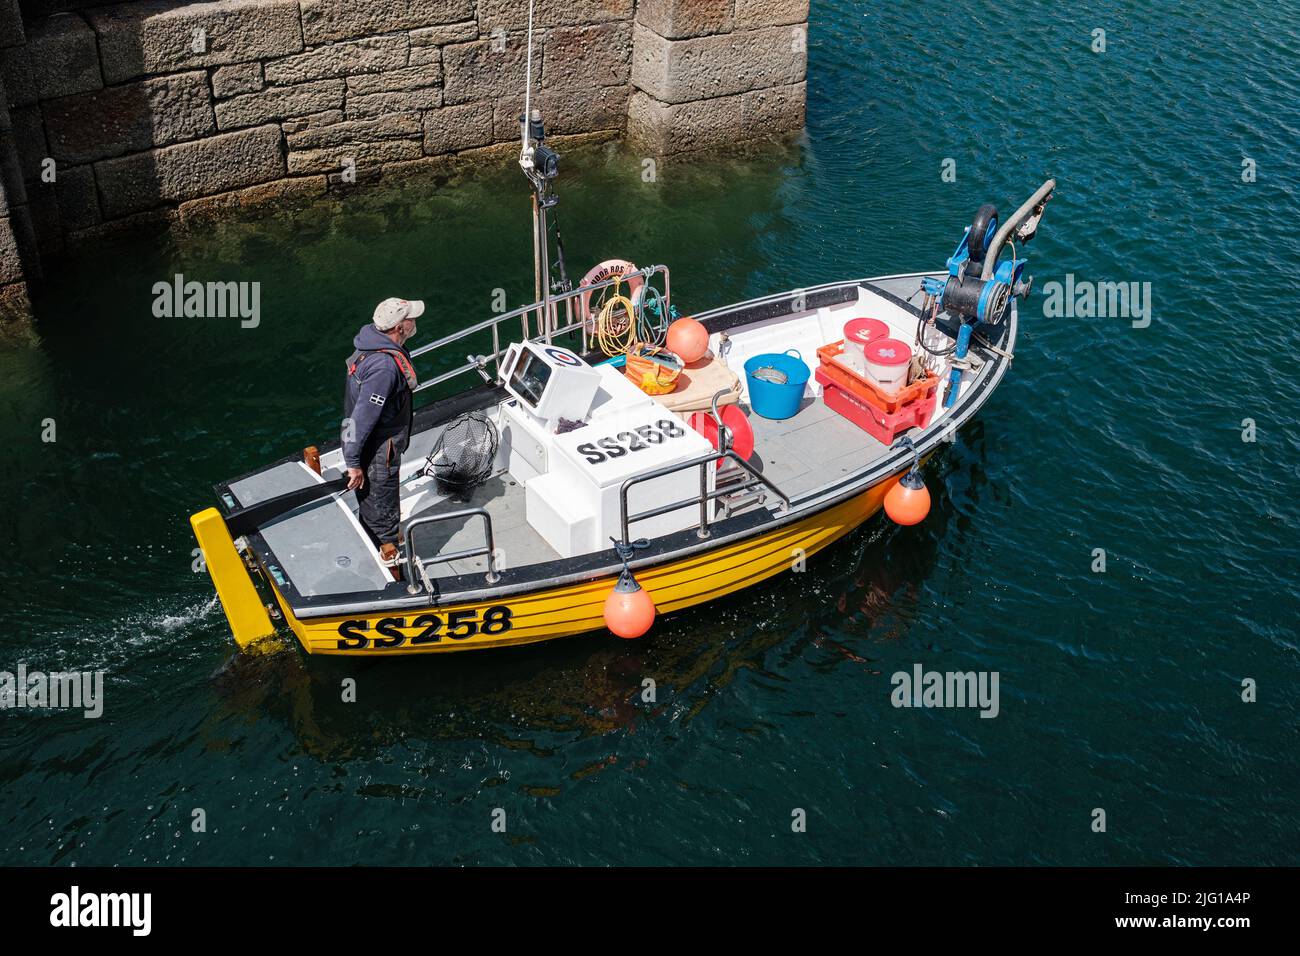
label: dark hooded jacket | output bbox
[342,324,415,469]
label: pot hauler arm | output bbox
[343,354,401,469]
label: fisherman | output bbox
[342,297,424,563]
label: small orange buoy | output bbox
[603,568,656,639]
[666,317,709,364]
[884,471,931,525]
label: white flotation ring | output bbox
[580,259,644,331]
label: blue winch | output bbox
[920,182,1054,407]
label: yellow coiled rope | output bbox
[594,276,639,356]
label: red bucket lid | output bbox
[865,338,911,366]
[844,317,888,345]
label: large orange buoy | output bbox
[603,568,656,639]
[884,470,931,525]
[666,317,710,364]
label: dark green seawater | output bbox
[3,0,1297,865]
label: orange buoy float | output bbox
[884,471,931,525]
[884,435,931,526]
[604,568,656,639]
[666,316,710,364]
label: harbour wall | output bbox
[0,0,808,323]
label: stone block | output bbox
[286,113,421,149]
[493,84,628,139]
[543,22,631,89]
[0,215,21,284]
[631,23,806,104]
[421,100,493,154]
[26,14,103,99]
[0,0,24,49]
[734,0,808,29]
[27,181,64,257]
[215,78,344,130]
[626,88,742,153]
[346,62,442,95]
[43,71,214,164]
[741,81,805,130]
[288,138,422,173]
[299,0,474,44]
[8,104,47,182]
[347,87,442,119]
[410,20,478,51]
[0,141,23,209]
[94,122,284,218]
[636,0,733,40]
[409,46,440,67]
[55,162,101,232]
[89,0,304,84]
[0,46,36,107]
[281,109,344,133]
[212,61,264,98]
[178,175,327,222]
[442,37,540,105]
[326,165,380,187]
[477,0,632,31]
[262,34,409,85]
[0,280,32,324]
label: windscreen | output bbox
[509,348,552,407]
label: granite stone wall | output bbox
[0,0,808,322]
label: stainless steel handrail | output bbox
[408,264,671,393]
[619,449,791,543]
[404,507,499,593]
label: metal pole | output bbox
[697,461,710,538]
[981,179,1055,280]
[538,197,552,343]
[528,193,541,340]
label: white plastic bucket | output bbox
[864,338,912,394]
[842,318,888,375]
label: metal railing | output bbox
[407,264,672,393]
[404,507,499,594]
[619,449,791,543]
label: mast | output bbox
[516,0,564,343]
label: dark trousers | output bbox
[357,441,401,547]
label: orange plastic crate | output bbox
[816,340,938,415]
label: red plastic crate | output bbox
[817,371,937,445]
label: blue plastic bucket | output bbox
[744,349,810,420]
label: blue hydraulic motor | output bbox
[920,181,1054,407]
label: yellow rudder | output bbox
[190,507,277,651]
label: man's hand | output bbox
[346,466,366,491]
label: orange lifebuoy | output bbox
[689,405,755,466]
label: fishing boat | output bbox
[189,109,1055,657]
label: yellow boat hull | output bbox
[269,476,897,656]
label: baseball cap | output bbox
[372,297,426,330]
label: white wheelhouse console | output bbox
[496,347,714,558]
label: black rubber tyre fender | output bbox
[966,204,1000,264]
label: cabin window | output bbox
[509,347,552,407]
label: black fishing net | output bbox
[424,412,499,498]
